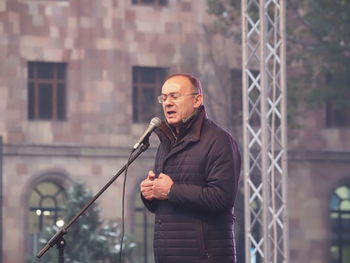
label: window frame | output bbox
[28,181,66,255]
[131,0,168,7]
[132,66,168,123]
[329,185,350,263]
[326,100,350,128]
[27,61,67,121]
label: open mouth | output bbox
[166,110,176,117]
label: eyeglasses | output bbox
[157,92,198,103]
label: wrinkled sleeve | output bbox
[140,147,162,213]
[140,193,157,213]
[168,133,241,213]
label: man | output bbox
[140,73,241,263]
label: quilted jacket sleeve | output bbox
[140,146,162,213]
[140,193,157,213]
[168,131,241,213]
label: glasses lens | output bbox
[170,93,180,100]
[158,95,163,103]
[158,92,188,103]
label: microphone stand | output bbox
[36,141,150,262]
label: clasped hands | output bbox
[140,171,174,200]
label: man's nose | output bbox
[163,97,174,105]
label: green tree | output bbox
[28,182,135,263]
[205,0,350,126]
[287,0,350,110]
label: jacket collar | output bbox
[155,105,207,146]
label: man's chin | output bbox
[166,118,180,126]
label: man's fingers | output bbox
[141,180,154,187]
[140,176,156,200]
[148,170,156,180]
[141,187,154,200]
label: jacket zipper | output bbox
[201,221,210,258]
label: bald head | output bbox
[165,73,202,94]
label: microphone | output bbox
[133,117,162,150]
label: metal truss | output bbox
[241,0,289,262]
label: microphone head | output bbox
[150,117,162,127]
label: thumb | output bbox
[148,170,156,180]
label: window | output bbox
[326,101,350,128]
[133,193,155,263]
[28,181,66,255]
[330,185,350,263]
[28,62,67,121]
[132,66,167,123]
[324,72,350,128]
[132,0,167,6]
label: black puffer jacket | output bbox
[142,106,241,263]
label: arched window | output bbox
[28,181,66,254]
[330,185,350,263]
[133,193,155,263]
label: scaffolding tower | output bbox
[241,0,289,262]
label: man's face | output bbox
[161,76,202,126]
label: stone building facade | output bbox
[0,0,349,263]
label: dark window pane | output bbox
[37,63,54,79]
[27,61,67,121]
[334,110,346,127]
[132,85,139,122]
[57,84,65,120]
[142,88,155,121]
[28,82,35,120]
[133,0,167,5]
[325,95,350,127]
[132,66,167,122]
[140,68,156,83]
[57,64,66,80]
[39,84,53,119]
[143,0,154,4]
[158,68,167,82]
[326,103,348,128]
[28,63,35,78]
[159,0,167,6]
[132,67,139,82]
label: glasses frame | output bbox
[157,92,198,103]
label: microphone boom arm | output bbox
[36,141,151,260]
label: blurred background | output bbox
[0,0,349,262]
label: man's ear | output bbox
[194,94,203,108]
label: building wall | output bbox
[1,0,221,146]
[287,100,350,262]
[1,0,349,263]
[0,1,226,262]
[3,144,157,262]
[288,151,350,263]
